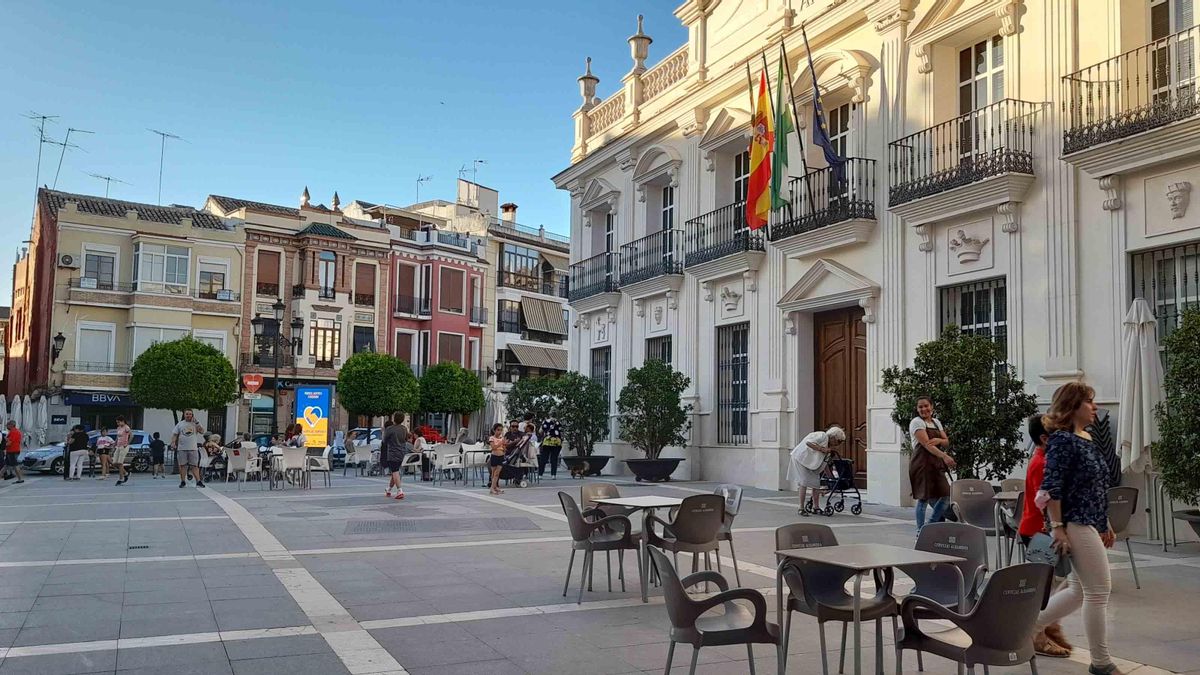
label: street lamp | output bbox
[51,332,66,363]
[251,299,304,437]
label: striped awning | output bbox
[508,343,568,371]
[521,297,568,335]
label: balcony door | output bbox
[660,185,676,270]
[1151,0,1196,105]
[732,150,751,238]
[827,103,855,204]
[959,36,1005,161]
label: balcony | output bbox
[683,200,765,281]
[568,251,620,310]
[256,282,279,297]
[888,99,1040,224]
[1062,25,1200,175]
[619,229,684,302]
[195,288,240,302]
[496,271,571,299]
[67,278,133,293]
[470,306,488,325]
[62,361,130,390]
[393,294,432,317]
[767,158,877,258]
[240,352,296,370]
[353,293,375,307]
[63,360,129,373]
[292,284,305,299]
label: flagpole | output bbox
[744,62,757,133]
[779,40,817,218]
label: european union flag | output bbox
[804,28,845,184]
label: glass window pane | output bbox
[991,35,1004,67]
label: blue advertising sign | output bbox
[294,385,331,448]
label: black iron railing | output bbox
[68,278,133,292]
[394,294,416,315]
[888,99,1040,207]
[543,276,570,298]
[196,289,240,301]
[318,287,336,300]
[1064,24,1200,154]
[619,229,684,286]
[769,158,877,241]
[256,282,279,297]
[683,200,765,267]
[353,293,375,307]
[241,352,295,369]
[291,284,306,298]
[470,306,488,324]
[63,361,130,373]
[568,252,619,302]
[1130,242,1200,351]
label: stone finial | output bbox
[578,57,599,107]
[332,191,341,211]
[628,14,652,74]
[301,186,310,207]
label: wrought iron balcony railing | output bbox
[683,200,765,267]
[619,229,684,286]
[240,352,296,369]
[353,293,375,307]
[196,288,240,301]
[63,361,130,373]
[255,282,279,297]
[1063,24,1200,154]
[568,251,619,302]
[769,158,877,241]
[68,278,133,292]
[888,99,1040,207]
[291,284,306,299]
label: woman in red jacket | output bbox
[1020,414,1072,658]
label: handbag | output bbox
[1026,511,1072,577]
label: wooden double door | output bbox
[813,307,868,487]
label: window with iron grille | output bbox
[352,326,375,354]
[646,335,672,366]
[591,347,612,440]
[716,322,749,445]
[938,277,1008,361]
[1131,242,1200,352]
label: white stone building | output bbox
[553,0,1200,505]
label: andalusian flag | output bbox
[745,69,773,230]
[770,53,795,210]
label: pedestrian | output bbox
[538,416,563,479]
[113,415,132,486]
[1033,382,1119,675]
[94,427,114,480]
[67,424,90,480]
[411,429,429,481]
[908,396,956,532]
[488,423,506,495]
[62,428,71,481]
[1018,414,1072,658]
[333,428,346,465]
[381,414,409,499]
[172,409,206,488]
[149,432,166,478]
[3,421,24,484]
[788,425,845,516]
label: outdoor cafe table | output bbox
[993,490,1021,568]
[594,495,685,602]
[774,543,966,675]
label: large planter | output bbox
[625,458,685,482]
[561,455,611,477]
[1175,509,1200,538]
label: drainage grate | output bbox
[344,517,540,535]
[128,545,150,550]
[279,511,329,518]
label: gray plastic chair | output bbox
[716,484,744,586]
[897,562,1054,675]
[1000,478,1026,493]
[904,522,989,613]
[580,481,638,521]
[1002,490,1027,565]
[1107,486,1140,589]
[558,492,642,604]
[649,547,780,675]
[644,494,725,593]
[776,524,898,675]
[951,479,997,534]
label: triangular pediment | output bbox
[778,258,878,312]
[581,177,620,211]
[699,107,752,150]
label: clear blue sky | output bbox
[0,0,686,301]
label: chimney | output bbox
[500,202,518,222]
[125,209,139,220]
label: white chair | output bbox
[306,446,332,488]
[399,451,422,477]
[439,451,464,485]
[273,447,308,489]
[461,442,488,486]
[225,449,263,491]
[344,444,372,476]
[198,452,216,482]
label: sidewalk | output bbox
[0,473,1194,674]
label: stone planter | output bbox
[625,458,685,482]
[561,455,611,477]
[1174,509,1200,538]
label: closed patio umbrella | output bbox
[20,396,33,447]
[35,397,49,446]
[9,398,21,437]
[0,395,7,428]
[1117,298,1165,474]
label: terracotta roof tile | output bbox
[41,189,231,230]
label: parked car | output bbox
[20,430,154,475]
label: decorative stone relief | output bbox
[1145,169,1199,237]
[594,317,608,343]
[858,297,876,323]
[720,285,742,312]
[997,202,1021,234]
[1167,181,1192,219]
[1100,175,1122,211]
[996,0,1023,37]
[742,269,757,293]
[915,44,932,74]
[872,6,914,33]
[703,149,715,172]
[914,223,933,253]
[653,304,664,326]
[665,289,678,310]
[702,281,714,302]
[949,229,990,263]
[634,299,645,317]
[616,148,638,172]
[784,314,797,335]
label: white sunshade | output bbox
[1117,298,1166,474]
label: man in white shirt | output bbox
[172,409,206,488]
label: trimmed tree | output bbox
[1154,306,1200,505]
[419,362,486,427]
[880,326,1037,481]
[505,375,561,422]
[129,336,238,423]
[616,359,692,460]
[337,352,419,427]
[555,371,609,457]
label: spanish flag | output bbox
[745,69,774,230]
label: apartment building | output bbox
[553,0,1200,503]
[6,189,244,435]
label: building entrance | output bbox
[813,306,868,487]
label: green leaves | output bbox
[418,362,484,416]
[129,336,238,416]
[1154,306,1200,505]
[554,371,609,457]
[880,326,1036,480]
[337,352,419,419]
[506,376,561,422]
[616,359,692,460]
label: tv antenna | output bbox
[415,174,432,203]
[148,129,184,204]
[52,127,93,189]
[85,172,130,198]
[41,137,83,190]
[458,159,487,206]
[22,111,59,193]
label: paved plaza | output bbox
[0,473,1195,675]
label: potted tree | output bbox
[552,371,612,477]
[880,327,1037,481]
[337,352,419,459]
[617,359,692,482]
[419,362,485,435]
[505,375,561,423]
[1154,307,1200,537]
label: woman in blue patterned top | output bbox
[1034,382,1119,675]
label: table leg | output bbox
[993,501,1002,570]
[853,571,863,675]
[776,558,786,675]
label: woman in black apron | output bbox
[908,396,956,532]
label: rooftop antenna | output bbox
[53,127,93,189]
[22,111,59,194]
[85,172,130,198]
[148,129,184,205]
[41,137,83,190]
[415,174,432,203]
[469,159,487,206]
